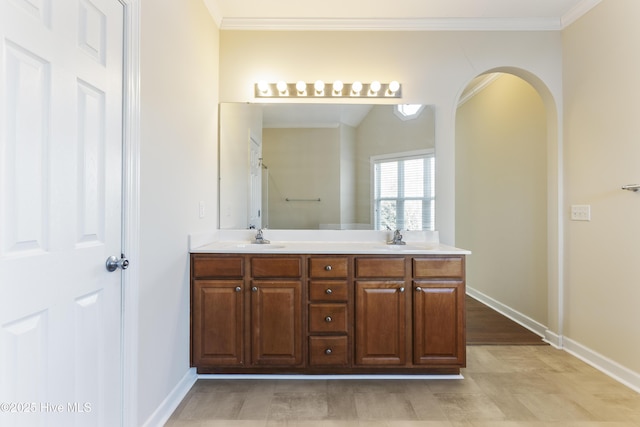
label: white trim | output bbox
[219,17,566,32]
[563,337,640,394]
[141,368,198,427]
[198,373,463,380]
[544,330,562,349]
[561,0,601,28]
[202,0,223,27]
[120,0,140,426]
[466,287,547,340]
[457,73,503,107]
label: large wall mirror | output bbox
[219,103,435,230]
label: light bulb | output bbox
[276,81,288,94]
[332,80,344,94]
[351,81,363,95]
[388,81,400,94]
[296,81,307,94]
[314,80,325,94]
[370,80,381,94]
[257,80,269,94]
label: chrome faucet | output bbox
[253,228,270,244]
[388,229,406,245]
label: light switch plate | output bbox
[571,204,591,221]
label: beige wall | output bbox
[263,127,342,228]
[139,0,218,424]
[456,74,548,325]
[563,0,640,374]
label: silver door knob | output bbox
[325,348,332,355]
[399,287,405,293]
[106,254,129,272]
[252,286,258,292]
[324,265,332,271]
[415,287,422,292]
[235,286,242,292]
[325,316,332,322]
[325,288,333,295]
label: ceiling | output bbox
[204,0,601,31]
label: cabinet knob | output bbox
[235,286,241,292]
[251,286,258,292]
[415,286,422,292]
[399,287,405,293]
[325,288,333,295]
[325,348,332,355]
[324,265,332,271]
[325,316,332,323]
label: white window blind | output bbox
[373,151,435,231]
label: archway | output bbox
[455,69,561,344]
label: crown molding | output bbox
[203,0,223,28]
[561,0,601,28]
[219,17,566,32]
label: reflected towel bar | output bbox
[285,198,321,202]
[622,184,640,192]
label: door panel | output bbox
[0,0,125,425]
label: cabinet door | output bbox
[192,280,244,366]
[251,280,303,366]
[355,281,407,365]
[413,281,465,366]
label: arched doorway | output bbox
[455,70,561,342]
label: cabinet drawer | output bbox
[309,257,348,278]
[309,303,348,333]
[309,336,348,366]
[355,257,405,278]
[192,256,244,278]
[309,281,348,301]
[413,257,463,278]
[251,257,302,278]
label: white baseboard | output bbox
[466,287,640,393]
[141,368,197,427]
[466,287,548,339]
[562,337,640,394]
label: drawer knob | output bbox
[415,286,422,292]
[251,286,258,292]
[235,286,241,292]
[325,288,333,295]
[399,287,405,293]
[325,265,332,271]
[325,348,332,355]
[325,316,332,323]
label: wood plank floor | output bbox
[466,296,546,345]
[166,298,640,426]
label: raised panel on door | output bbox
[251,281,303,366]
[192,281,244,367]
[355,281,406,365]
[0,0,125,424]
[413,281,465,366]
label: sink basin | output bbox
[378,244,437,252]
[230,243,286,250]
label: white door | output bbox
[0,0,125,426]
[249,133,262,229]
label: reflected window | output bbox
[394,104,425,121]
[373,150,435,231]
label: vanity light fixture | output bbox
[254,80,401,98]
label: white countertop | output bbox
[189,230,470,255]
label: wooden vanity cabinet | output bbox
[354,257,408,366]
[191,252,466,374]
[191,254,303,371]
[412,257,466,367]
[307,256,351,367]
